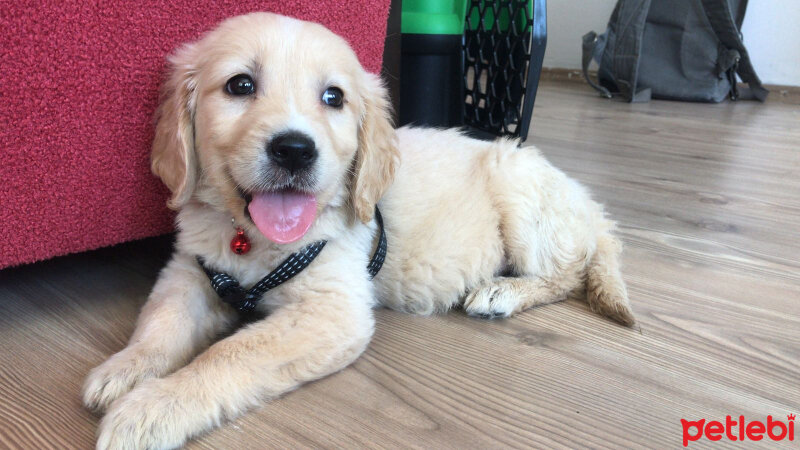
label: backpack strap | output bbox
[582,0,653,102]
[699,0,768,101]
[582,31,612,98]
[732,0,748,27]
[608,0,652,102]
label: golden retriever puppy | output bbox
[82,12,635,449]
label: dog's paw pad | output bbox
[464,284,518,319]
[476,312,505,320]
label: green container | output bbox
[402,0,533,35]
[399,0,469,127]
[401,0,469,35]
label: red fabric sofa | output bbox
[0,1,390,269]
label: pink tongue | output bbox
[248,190,317,244]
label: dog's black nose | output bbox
[268,132,317,172]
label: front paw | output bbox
[464,284,516,319]
[96,380,189,450]
[83,348,164,413]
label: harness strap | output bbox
[198,207,387,314]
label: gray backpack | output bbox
[582,0,768,102]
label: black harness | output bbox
[197,208,386,314]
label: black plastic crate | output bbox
[463,0,547,141]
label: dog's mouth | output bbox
[239,187,317,244]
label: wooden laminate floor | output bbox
[1,80,798,449]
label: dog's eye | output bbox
[321,87,344,108]
[226,74,255,96]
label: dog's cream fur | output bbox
[83,12,634,449]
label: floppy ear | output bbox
[151,44,199,210]
[351,73,399,223]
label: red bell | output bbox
[230,228,251,255]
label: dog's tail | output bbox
[585,229,636,326]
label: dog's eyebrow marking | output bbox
[249,59,263,77]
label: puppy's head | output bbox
[151,13,397,243]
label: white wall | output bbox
[542,0,800,86]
